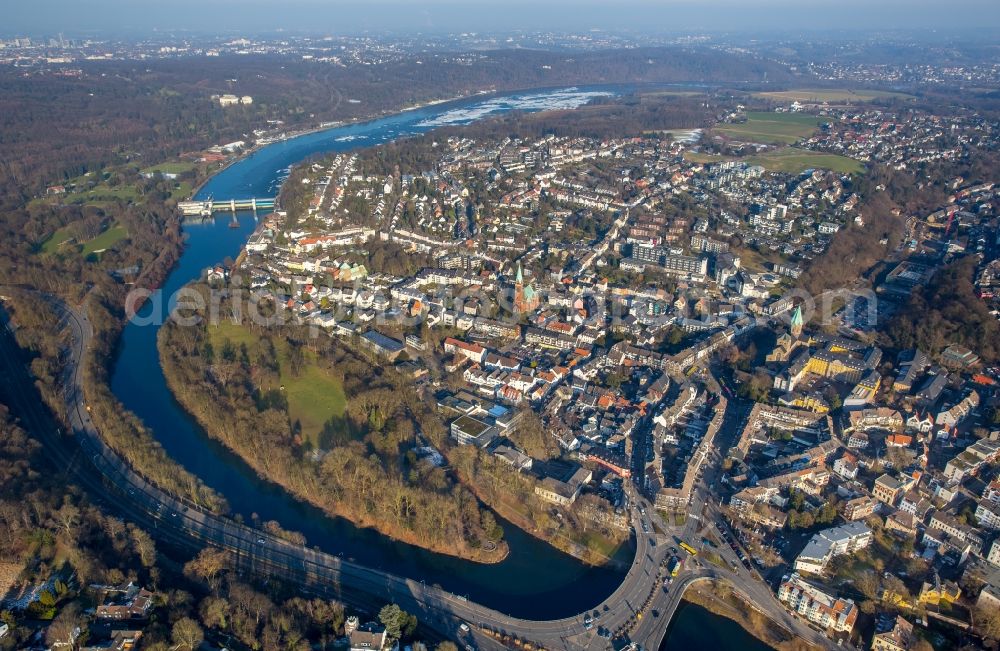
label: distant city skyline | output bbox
[5,0,1000,37]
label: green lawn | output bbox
[206,322,347,447]
[755,88,913,103]
[41,224,128,257]
[170,181,194,201]
[749,147,864,174]
[683,151,732,164]
[81,226,128,257]
[63,185,141,205]
[141,161,196,176]
[40,229,74,254]
[713,111,825,144]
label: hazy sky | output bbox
[6,0,1000,36]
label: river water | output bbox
[109,84,771,649]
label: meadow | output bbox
[713,111,825,144]
[205,321,348,447]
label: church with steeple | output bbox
[512,261,539,314]
[789,304,803,339]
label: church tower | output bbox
[790,304,803,339]
[513,262,539,314]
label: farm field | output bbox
[205,321,348,448]
[713,111,825,144]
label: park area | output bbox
[205,321,348,448]
[40,223,128,257]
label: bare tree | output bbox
[172,617,204,651]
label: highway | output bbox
[1,295,839,651]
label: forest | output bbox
[0,400,354,651]
[886,255,1000,364]
[157,285,507,563]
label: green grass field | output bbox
[141,161,196,176]
[713,111,825,144]
[755,89,913,103]
[749,147,863,174]
[81,226,128,256]
[683,151,732,164]
[63,185,141,205]
[41,224,128,257]
[206,322,348,447]
[40,230,74,254]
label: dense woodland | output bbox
[0,400,359,651]
[158,287,507,562]
[887,255,1000,364]
[797,165,909,295]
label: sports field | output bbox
[81,226,128,256]
[713,112,824,144]
[748,148,863,175]
[41,223,128,257]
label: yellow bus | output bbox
[679,542,698,556]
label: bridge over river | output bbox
[178,196,276,215]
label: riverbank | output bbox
[450,448,630,569]
[186,88,496,202]
[109,87,650,618]
[156,315,510,565]
[681,579,817,651]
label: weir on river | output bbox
[108,83,776,650]
[112,86,633,620]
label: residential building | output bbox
[794,522,872,574]
[871,615,914,651]
[779,573,858,633]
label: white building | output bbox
[794,521,871,575]
[778,573,858,633]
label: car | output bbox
[459,623,470,633]
[257,538,266,544]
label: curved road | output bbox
[1,294,839,651]
[53,300,677,650]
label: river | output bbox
[109,84,763,650]
[660,603,773,651]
